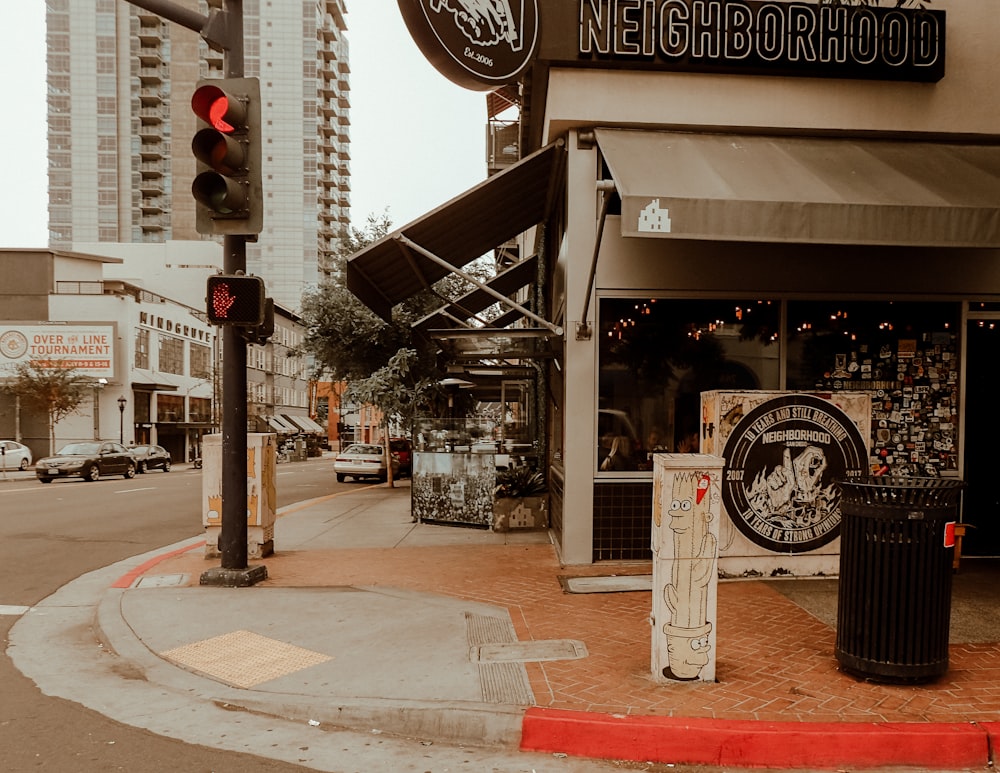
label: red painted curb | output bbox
[520,708,991,770]
[110,541,205,589]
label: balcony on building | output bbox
[487,120,520,175]
[140,215,166,233]
[139,106,163,124]
[137,173,164,196]
[139,86,164,105]
[139,145,164,163]
[140,196,164,215]
[138,49,163,68]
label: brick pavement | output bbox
[154,541,1000,725]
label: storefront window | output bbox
[157,394,184,423]
[786,300,960,476]
[189,397,212,424]
[598,298,781,472]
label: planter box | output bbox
[493,495,548,531]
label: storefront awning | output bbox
[594,129,1000,248]
[131,369,179,392]
[413,254,538,334]
[266,415,297,434]
[281,414,325,433]
[346,140,565,322]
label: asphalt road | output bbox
[0,457,340,772]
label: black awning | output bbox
[346,140,565,322]
[131,382,179,392]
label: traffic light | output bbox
[206,274,265,326]
[246,297,275,345]
[191,77,263,235]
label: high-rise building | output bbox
[45,0,350,311]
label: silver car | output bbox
[0,440,33,471]
[333,443,399,483]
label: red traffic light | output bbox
[191,84,247,133]
[191,78,262,235]
[206,275,265,326]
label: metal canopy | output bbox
[413,254,539,334]
[430,328,562,362]
[595,129,1000,247]
[346,140,565,322]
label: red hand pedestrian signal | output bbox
[210,283,237,318]
[205,275,265,326]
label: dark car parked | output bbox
[36,441,136,483]
[130,444,171,473]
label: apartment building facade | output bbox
[45,0,351,311]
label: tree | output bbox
[2,362,91,454]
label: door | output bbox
[962,319,1000,556]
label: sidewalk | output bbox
[11,475,1000,771]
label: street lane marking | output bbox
[0,605,31,616]
[114,487,157,493]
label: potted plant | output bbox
[493,465,548,531]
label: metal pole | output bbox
[212,0,262,583]
[123,0,262,584]
[220,236,249,571]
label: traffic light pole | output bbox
[202,1,265,587]
[123,0,264,586]
[212,236,260,579]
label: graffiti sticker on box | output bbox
[721,394,868,553]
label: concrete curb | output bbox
[521,708,996,770]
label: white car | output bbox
[0,440,33,471]
[334,443,399,483]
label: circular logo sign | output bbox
[721,394,868,554]
[0,330,28,360]
[398,0,540,90]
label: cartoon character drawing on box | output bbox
[746,445,835,530]
[662,471,717,681]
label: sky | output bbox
[0,1,488,248]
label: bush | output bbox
[494,466,546,498]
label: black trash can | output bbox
[835,476,964,683]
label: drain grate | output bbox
[464,612,533,705]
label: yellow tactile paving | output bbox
[162,629,332,689]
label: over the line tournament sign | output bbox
[0,324,115,380]
[721,394,868,554]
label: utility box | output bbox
[202,433,277,559]
[651,453,725,683]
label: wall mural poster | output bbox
[412,451,496,527]
[721,394,868,554]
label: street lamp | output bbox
[117,395,127,444]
